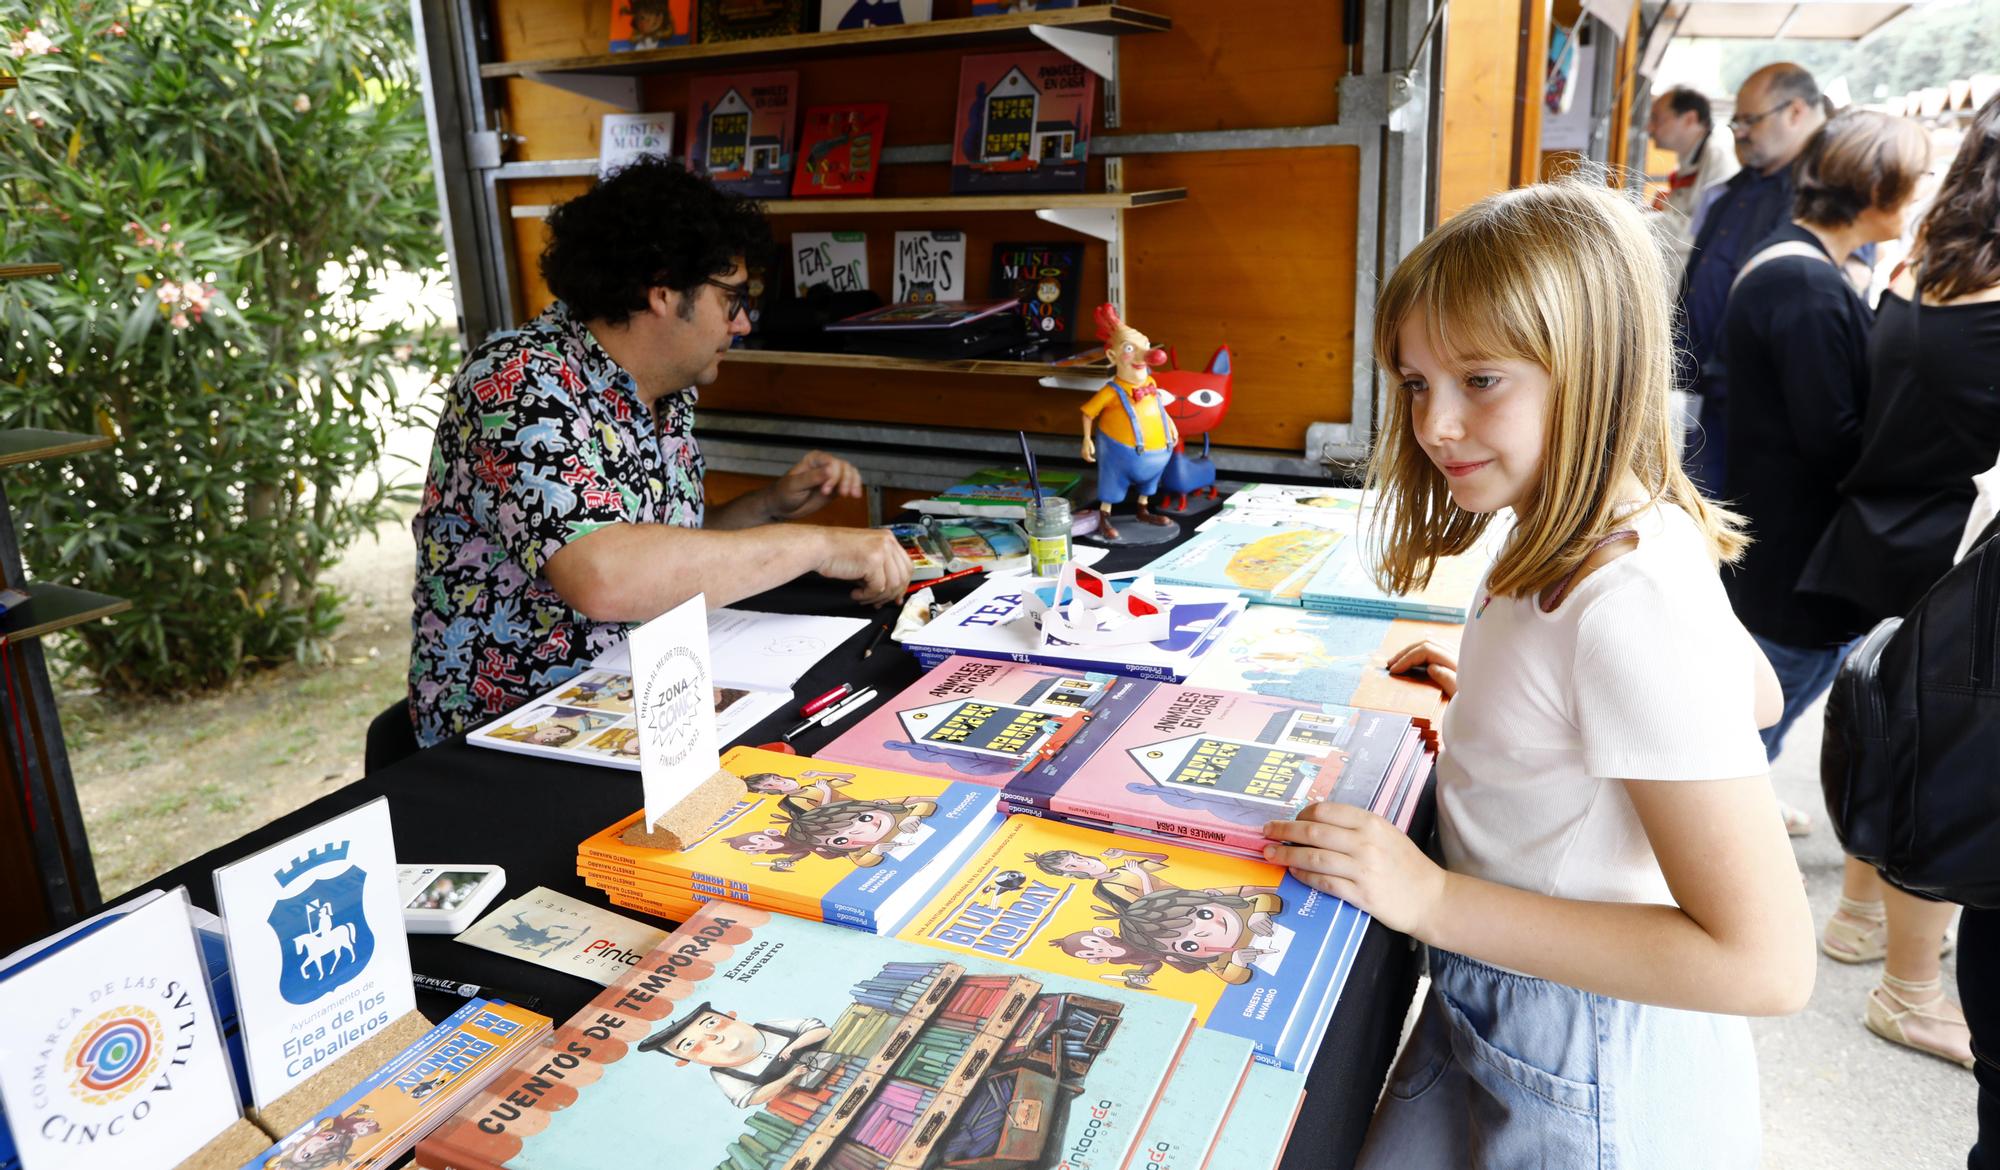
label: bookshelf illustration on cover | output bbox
[951,51,1095,194]
[896,814,1369,1070]
[413,905,1194,1170]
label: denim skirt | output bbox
[1354,949,1761,1169]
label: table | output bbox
[131,511,1429,1170]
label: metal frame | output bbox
[415,0,1440,476]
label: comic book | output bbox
[817,656,1127,786]
[1184,605,1456,733]
[466,670,790,768]
[248,1000,551,1170]
[901,577,1248,683]
[950,50,1095,194]
[999,678,1424,855]
[892,230,967,303]
[791,103,887,197]
[1209,1063,1308,1170]
[412,905,1193,1170]
[574,747,1001,932]
[895,814,1365,1070]
[608,0,693,50]
[687,70,798,197]
[1140,522,1349,606]
[989,240,1083,343]
[1299,535,1493,622]
[1130,1029,1255,1170]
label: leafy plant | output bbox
[0,0,452,693]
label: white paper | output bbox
[630,594,723,831]
[792,230,869,294]
[0,891,241,1170]
[707,608,869,692]
[213,797,415,1109]
[455,889,667,987]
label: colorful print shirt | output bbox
[408,300,705,747]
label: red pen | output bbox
[799,683,852,717]
[906,565,985,596]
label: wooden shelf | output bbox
[0,264,61,281]
[0,583,130,644]
[480,6,1170,81]
[724,347,1109,377]
[0,429,114,469]
[511,187,1186,220]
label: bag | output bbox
[1821,512,2000,907]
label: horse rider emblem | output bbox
[266,861,376,1005]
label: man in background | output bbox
[1674,63,1826,495]
[1648,85,1740,272]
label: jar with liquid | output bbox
[1025,497,1072,576]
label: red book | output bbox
[791,103,889,197]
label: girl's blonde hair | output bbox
[1364,179,1745,602]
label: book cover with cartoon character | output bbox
[950,51,1095,194]
[1141,523,1348,606]
[412,905,1192,1170]
[609,0,693,50]
[1000,682,1421,856]
[687,70,798,198]
[819,656,1119,786]
[249,1000,550,1170]
[894,815,1366,1069]
[576,747,1000,932]
[988,241,1083,343]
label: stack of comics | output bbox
[574,747,1000,934]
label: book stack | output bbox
[906,465,1082,520]
[247,1000,552,1170]
[575,747,1000,933]
[903,579,1248,684]
[1142,521,1351,606]
[413,904,1196,1170]
[1299,534,1496,622]
[894,813,1377,1071]
[1184,602,1458,734]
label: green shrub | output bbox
[0,0,452,693]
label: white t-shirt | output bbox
[1437,502,1769,906]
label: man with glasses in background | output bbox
[406,156,907,747]
[1673,63,1826,496]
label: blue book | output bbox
[1210,1063,1309,1170]
[1132,1029,1257,1170]
[1141,522,1349,606]
[416,906,1196,1170]
[1299,536,1491,622]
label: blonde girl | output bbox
[1262,180,1815,1167]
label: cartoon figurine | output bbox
[1156,345,1235,510]
[1080,303,1179,541]
[637,1003,838,1108]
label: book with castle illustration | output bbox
[999,676,1427,858]
[894,814,1368,1070]
[576,746,1001,933]
[412,904,1194,1170]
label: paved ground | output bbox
[1756,695,1979,1168]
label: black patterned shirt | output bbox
[408,300,705,747]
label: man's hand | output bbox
[816,527,912,606]
[763,451,864,521]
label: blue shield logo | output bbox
[266,865,376,1004]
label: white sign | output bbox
[0,891,241,1170]
[213,798,415,1109]
[630,593,723,831]
[792,230,869,294]
[893,230,966,303]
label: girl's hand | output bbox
[1263,802,1448,938]
[1386,639,1459,699]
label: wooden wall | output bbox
[1438,0,1549,217]
[492,1,1359,457]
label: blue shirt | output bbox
[1675,164,1796,397]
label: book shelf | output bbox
[0,264,119,951]
[483,7,1170,98]
[509,187,1186,222]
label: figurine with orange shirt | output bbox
[1080,303,1179,542]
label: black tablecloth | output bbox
[131,508,1426,1170]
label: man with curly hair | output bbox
[408,157,910,746]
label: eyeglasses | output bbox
[1728,100,1795,132]
[703,277,752,321]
